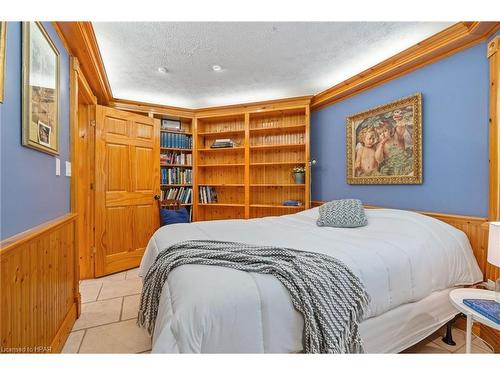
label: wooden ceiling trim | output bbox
[310,22,500,111]
[109,98,195,119]
[54,21,113,104]
[194,95,312,117]
[55,21,499,114]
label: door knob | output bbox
[154,195,160,200]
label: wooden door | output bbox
[95,105,160,276]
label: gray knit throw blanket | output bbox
[137,240,370,353]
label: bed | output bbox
[139,207,483,353]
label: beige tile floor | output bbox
[62,268,151,354]
[62,268,494,354]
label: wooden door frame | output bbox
[70,56,97,281]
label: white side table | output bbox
[449,288,499,353]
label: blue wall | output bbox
[311,41,490,217]
[0,22,71,239]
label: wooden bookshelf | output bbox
[156,115,195,213]
[193,101,310,221]
[194,114,246,221]
[142,98,310,222]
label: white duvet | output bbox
[139,208,482,353]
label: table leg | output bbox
[466,314,473,354]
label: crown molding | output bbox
[310,22,500,111]
[194,95,312,117]
[109,98,195,118]
[54,21,113,104]
[54,21,499,114]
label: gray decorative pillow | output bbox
[316,199,368,228]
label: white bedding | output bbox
[139,208,482,353]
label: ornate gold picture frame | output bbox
[0,22,6,103]
[22,22,60,155]
[346,93,422,185]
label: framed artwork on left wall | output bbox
[0,22,6,103]
[22,21,60,155]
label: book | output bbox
[198,186,218,204]
[283,200,303,206]
[210,139,235,148]
[463,298,500,324]
[160,132,192,149]
[210,142,234,148]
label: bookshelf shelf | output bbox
[160,184,192,187]
[161,164,192,168]
[198,184,244,187]
[250,161,306,166]
[198,203,245,207]
[161,147,193,152]
[198,163,245,167]
[197,147,245,152]
[160,129,192,135]
[250,204,304,209]
[250,184,305,187]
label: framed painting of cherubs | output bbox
[346,93,422,185]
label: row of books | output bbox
[199,186,218,204]
[249,133,305,146]
[161,187,192,205]
[161,132,192,149]
[160,152,192,166]
[161,168,192,185]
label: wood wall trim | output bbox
[74,58,97,105]
[310,22,500,111]
[109,98,195,119]
[0,213,77,256]
[488,36,500,222]
[108,96,312,119]
[50,304,77,353]
[51,22,71,55]
[54,22,112,104]
[70,56,97,280]
[194,96,313,117]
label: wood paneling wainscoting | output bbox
[0,213,79,353]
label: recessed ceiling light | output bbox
[158,67,168,74]
[212,65,222,72]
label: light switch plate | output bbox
[65,161,72,177]
[55,158,61,176]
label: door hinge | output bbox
[90,120,96,127]
[90,182,94,190]
[92,246,96,254]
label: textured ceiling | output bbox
[92,22,453,108]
